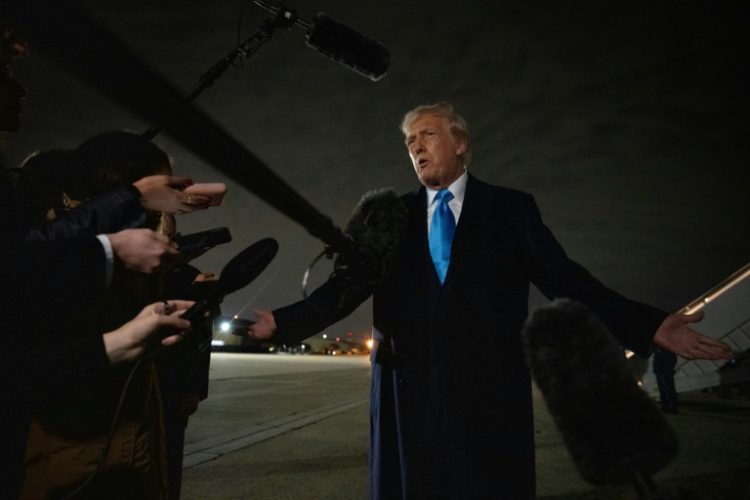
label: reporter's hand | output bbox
[103,300,194,364]
[247,309,276,340]
[107,228,179,273]
[133,175,210,214]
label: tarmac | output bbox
[179,354,750,500]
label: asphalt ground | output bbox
[180,354,750,500]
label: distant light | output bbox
[211,340,225,346]
[624,349,635,359]
[347,332,352,337]
[220,321,231,332]
[366,339,374,350]
[233,314,239,319]
[322,334,327,339]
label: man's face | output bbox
[404,114,467,189]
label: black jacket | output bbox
[272,175,666,500]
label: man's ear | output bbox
[455,140,467,156]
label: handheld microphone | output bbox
[180,237,279,323]
[522,299,679,492]
[253,1,390,81]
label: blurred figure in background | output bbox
[653,347,679,414]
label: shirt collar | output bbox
[426,171,468,206]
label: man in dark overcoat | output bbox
[249,102,731,499]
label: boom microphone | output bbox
[180,237,279,323]
[254,1,390,81]
[306,13,390,81]
[522,299,679,495]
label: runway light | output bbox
[220,321,231,332]
[322,334,327,339]
[366,339,374,350]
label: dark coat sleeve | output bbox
[0,236,111,407]
[519,192,667,357]
[23,184,146,241]
[273,273,373,345]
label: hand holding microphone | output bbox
[103,300,194,364]
[179,237,279,324]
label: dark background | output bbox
[7,0,749,341]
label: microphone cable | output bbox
[59,357,145,500]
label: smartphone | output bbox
[183,183,227,206]
[176,227,232,253]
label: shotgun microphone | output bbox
[253,1,390,81]
[522,299,679,494]
[306,13,390,81]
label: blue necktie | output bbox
[429,189,455,284]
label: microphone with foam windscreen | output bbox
[180,237,279,323]
[522,299,681,498]
[253,1,390,81]
[321,188,407,309]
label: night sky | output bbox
[7,0,749,343]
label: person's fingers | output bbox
[165,299,195,313]
[183,193,210,205]
[697,334,730,349]
[159,314,191,330]
[681,310,705,324]
[164,243,180,256]
[167,176,193,188]
[254,309,271,319]
[161,334,183,346]
[696,337,733,359]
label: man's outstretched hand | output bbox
[247,309,276,340]
[653,310,733,360]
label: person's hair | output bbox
[75,130,172,232]
[400,101,472,167]
[12,149,77,227]
[73,130,171,200]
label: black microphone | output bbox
[522,299,680,496]
[306,13,390,82]
[180,237,279,323]
[254,1,390,81]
